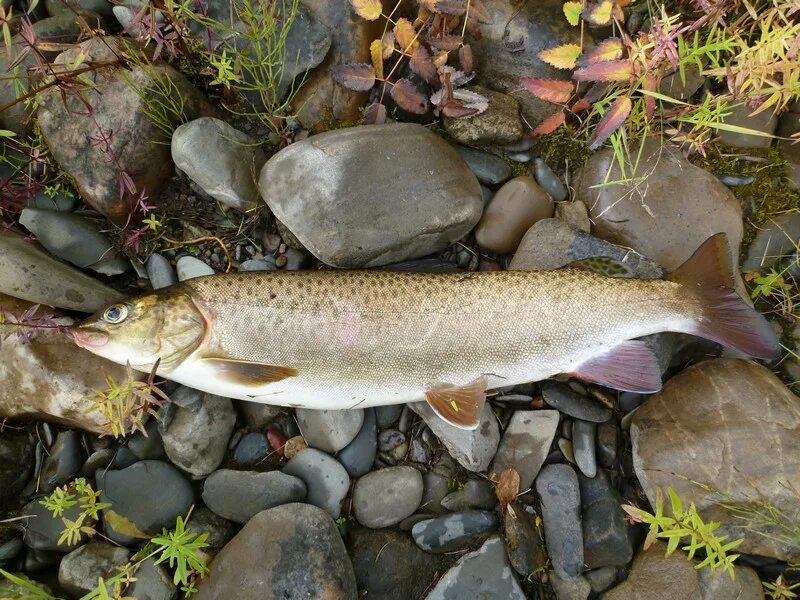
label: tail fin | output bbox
[669,233,780,360]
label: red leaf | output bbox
[573,60,633,82]
[364,102,387,125]
[410,46,438,85]
[390,78,430,114]
[330,63,376,91]
[579,38,624,65]
[520,77,574,104]
[533,110,566,136]
[588,95,632,149]
[459,44,473,73]
[571,97,591,112]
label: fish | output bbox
[72,234,779,430]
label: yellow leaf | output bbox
[104,509,149,539]
[370,39,384,80]
[348,0,382,21]
[589,0,613,24]
[382,32,395,59]
[394,18,418,53]
[563,1,582,26]
[538,44,581,69]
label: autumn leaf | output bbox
[330,63,376,91]
[495,468,520,512]
[533,110,566,135]
[571,97,592,112]
[539,44,581,69]
[364,101,387,125]
[451,88,489,115]
[370,39,384,80]
[394,18,418,53]
[642,74,657,118]
[390,78,429,114]
[427,34,463,51]
[410,45,438,84]
[459,44,473,73]
[588,95,631,149]
[563,0,582,25]
[585,0,613,24]
[573,59,632,82]
[381,31,395,59]
[433,49,449,68]
[423,0,467,15]
[442,101,476,118]
[348,0,382,21]
[520,77,574,103]
[579,38,623,64]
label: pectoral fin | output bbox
[424,376,487,430]
[571,340,662,393]
[201,356,298,386]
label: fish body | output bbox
[74,234,779,429]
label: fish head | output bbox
[72,290,207,372]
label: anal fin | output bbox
[424,376,487,430]
[571,340,662,393]
[201,356,298,386]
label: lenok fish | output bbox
[73,234,779,430]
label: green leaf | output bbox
[0,129,16,138]
[563,1,582,26]
[668,487,684,517]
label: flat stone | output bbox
[22,499,84,552]
[202,469,307,523]
[411,510,499,553]
[236,401,284,428]
[585,566,618,594]
[353,466,423,528]
[146,253,177,290]
[659,63,704,100]
[295,408,364,453]
[503,501,546,576]
[259,123,483,268]
[596,422,618,467]
[40,430,82,493]
[490,410,559,491]
[233,432,269,466]
[176,256,214,281]
[579,470,632,568]
[375,405,403,428]
[337,408,377,477]
[572,420,596,478]
[283,448,349,518]
[742,211,800,273]
[542,382,613,423]
[184,506,235,555]
[443,86,524,146]
[58,542,131,598]
[238,258,276,272]
[440,479,497,511]
[717,103,778,149]
[455,146,512,185]
[535,464,583,578]
[420,471,450,514]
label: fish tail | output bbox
[669,233,780,359]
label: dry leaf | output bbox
[410,45,438,84]
[573,59,632,82]
[520,77,574,103]
[451,88,489,115]
[433,50,450,68]
[459,44,473,73]
[348,0,382,21]
[588,95,631,149]
[382,31,396,59]
[395,18,419,53]
[586,0,614,24]
[364,101,387,125]
[427,34,463,51]
[441,101,477,118]
[563,0,582,25]
[330,63,376,91]
[642,74,657,118]
[539,43,582,69]
[579,38,624,65]
[495,468,521,511]
[571,97,592,112]
[467,0,491,23]
[533,110,566,135]
[370,39,384,80]
[390,78,429,114]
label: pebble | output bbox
[184,506,235,555]
[58,542,131,598]
[282,448,350,518]
[596,422,618,467]
[377,429,406,452]
[558,437,576,463]
[25,191,79,212]
[542,381,613,422]
[146,253,177,290]
[536,464,583,578]
[555,200,591,232]
[442,86,524,146]
[353,466,424,528]
[408,438,430,463]
[550,572,592,600]
[0,433,33,511]
[579,470,633,568]
[176,256,214,281]
[425,537,526,600]
[295,408,364,453]
[534,158,568,202]
[337,408,377,477]
[490,410,559,491]
[40,430,82,493]
[127,419,165,460]
[22,499,84,551]
[238,257,277,272]
[572,420,597,478]
[233,432,269,466]
[718,174,755,187]
[742,211,800,273]
[585,566,618,593]
[283,435,308,460]
[202,469,307,523]
[454,146,513,185]
[420,471,450,514]
[126,557,177,600]
[440,479,497,511]
[283,247,309,270]
[375,405,403,428]
[236,401,283,428]
[717,103,778,149]
[411,511,499,553]
[503,501,546,576]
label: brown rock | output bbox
[631,359,800,562]
[575,137,743,271]
[443,86,525,146]
[555,200,590,232]
[717,102,778,149]
[475,176,553,254]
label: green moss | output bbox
[530,125,591,169]
[507,159,529,179]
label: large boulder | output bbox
[631,359,800,562]
[258,123,484,268]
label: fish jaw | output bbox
[71,327,110,350]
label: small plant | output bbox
[764,575,800,600]
[622,486,744,579]
[0,570,57,599]
[150,515,209,594]
[39,478,111,547]
[0,304,63,346]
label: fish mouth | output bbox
[71,327,109,349]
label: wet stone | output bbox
[295,408,364,453]
[440,479,497,511]
[420,472,450,514]
[233,432,269,466]
[337,408,377,478]
[579,470,632,568]
[535,464,583,578]
[176,256,214,281]
[22,499,84,552]
[534,158,568,202]
[490,410,559,491]
[411,510,499,553]
[454,146,513,185]
[202,469,307,523]
[572,420,597,478]
[282,448,349,518]
[596,422,619,467]
[127,419,165,460]
[542,381,613,422]
[352,466,423,528]
[40,430,82,493]
[375,405,403,428]
[503,502,546,576]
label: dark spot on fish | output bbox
[270,292,276,299]
[65,289,84,302]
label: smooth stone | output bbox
[172,118,266,212]
[236,401,284,428]
[718,173,754,186]
[659,63,704,100]
[534,158,568,202]
[631,358,800,562]
[40,430,82,493]
[717,103,778,149]
[0,537,24,562]
[127,557,177,600]
[596,422,619,467]
[579,470,632,568]
[411,511,499,553]
[440,479,497,511]
[158,389,235,478]
[352,466,423,528]
[81,449,115,479]
[0,231,122,312]
[58,542,131,598]
[742,212,800,273]
[296,408,364,453]
[558,437,575,464]
[555,200,591,232]
[377,429,406,452]
[337,408,377,477]
[25,191,79,212]
[490,409,559,491]
[146,253,177,290]
[575,137,743,272]
[503,502,546,576]
[443,86,524,145]
[238,257,276,272]
[542,382,613,422]
[535,464,583,578]
[283,448,349,518]
[425,536,525,600]
[411,402,500,472]
[184,506,235,555]
[19,209,130,275]
[420,472,450,514]
[194,504,357,600]
[176,256,215,281]
[22,499,84,552]
[777,110,800,137]
[202,469,307,523]
[585,566,618,593]
[475,176,554,254]
[233,432,269,466]
[778,138,800,190]
[375,405,403,428]
[550,572,591,600]
[571,420,597,478]
[127,418,165,460]
[260,123,483,268]
[454,146,512,185]
[0,432,34,511]
[96,460,194,545]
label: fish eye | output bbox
[103,304,129,324]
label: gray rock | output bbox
[411,511,499,553]
[295,408,364,453]
[146,254,177,290]
[337,408,377,477]
[158,389,235,478]
[534,158,568,202]
[699,562,765,600]
[127,419,165,460]
[96,460,195,545]
[454,146,512,185]
[442,86,524,145]
[659,64,704,101]
[420,471,450,514]
[22,499,84,552]
[25,191,79,212]
[743,211,800,273]
[541,382,613,423]
[503,501,546,576]
[440,479,497,511]
[0,537,23,563]
[202,469,307,523]
[238,258,276,272]
[596,422,619,467]
[236,401,284,428]
[717,103,778,149]
[572,420,596,478]
[426,537,525,600]
[555,200,591,232]
[176,256,215,281]
[353,466,423,528]
[194,503,357,600]
[40,430,82,493]
[0,230,123,312]
[172,118,266,212]
[283,448,349,518]
[184,507,235,555]
[602,542,700,600]
[490,410,559,491]
[585,566,618,593]
[579,470,632,568]
[535,464,583,578]
[19,209,130,275]
[58,542,131,598]
[259,123,483,268]
[233,432,269,466]
[127,557,177,600]
[81,449,116,477]
[374,406,402,427]
[550,572,591,600]
[0,433,34,511]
